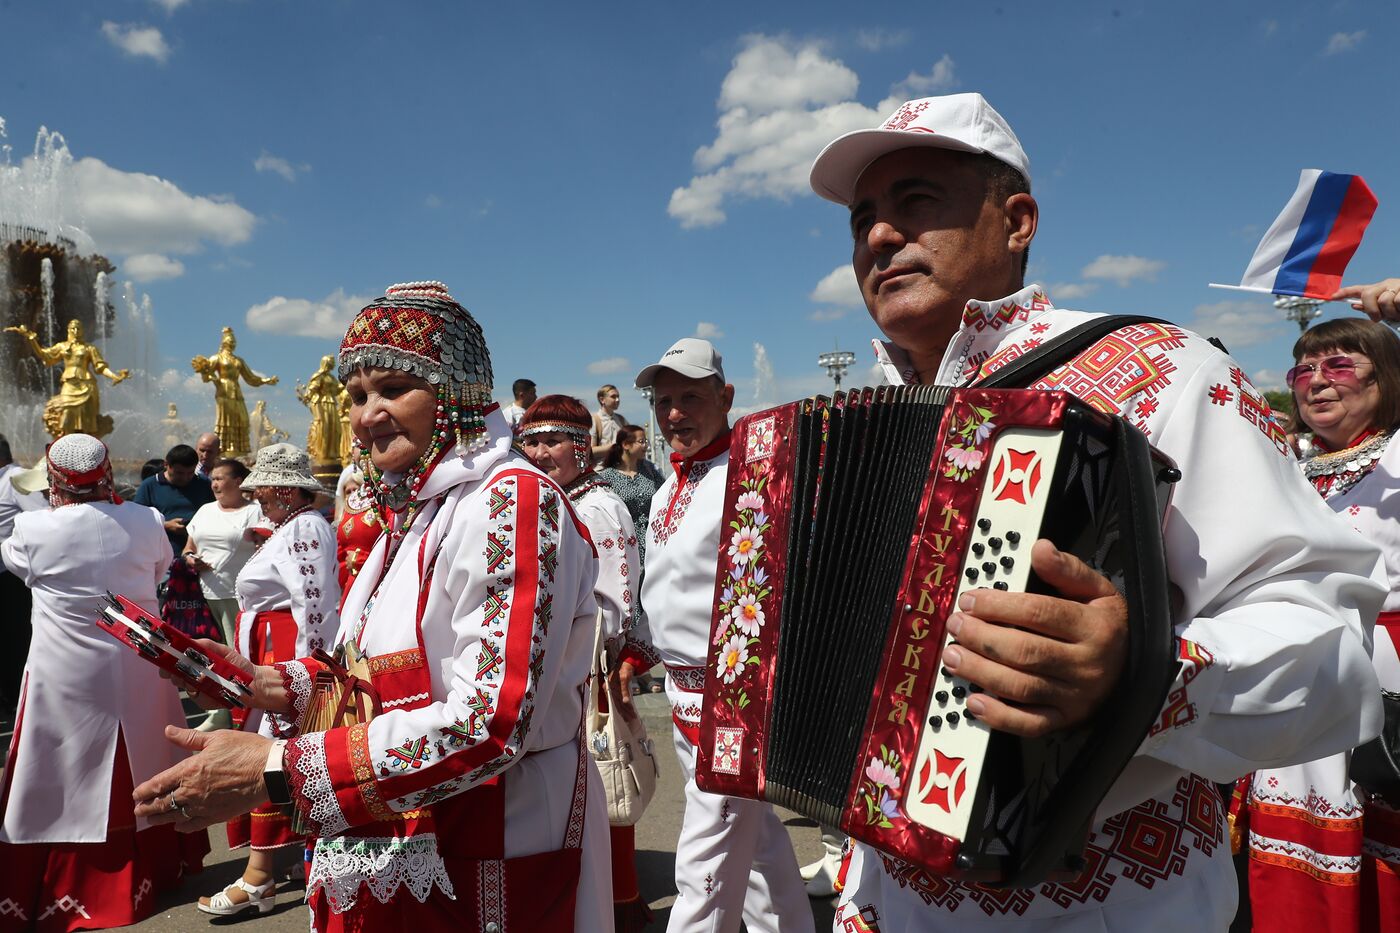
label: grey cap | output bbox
[635,338,726,388]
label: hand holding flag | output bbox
[1332,278,1400,322]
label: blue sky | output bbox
[0,0,1396,454]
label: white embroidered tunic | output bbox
[568,477,641,653]
[0,501,189,843]
[836,285,1386,931]
[233,509,338,660]
[279,414,611,929]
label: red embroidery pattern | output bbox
[962,290,1052,332]
[1228,367,1291,455]
[879,774,1224,915]
[650,462,711,547]
[1029,322,1186,437]
[1148,639,1214,737]
[881,100,931,130]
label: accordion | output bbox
[695,386,1179,886]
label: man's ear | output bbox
[1006,192,1038,259]
[721,383,735,414]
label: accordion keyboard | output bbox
[903,427,1064,841]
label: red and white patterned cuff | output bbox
[285,731,350,838]
[276,660,314,719]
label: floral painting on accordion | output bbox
[713,470,772,711]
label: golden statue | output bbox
[295,355,344,466]
[338,384,353,463]
[4,319,130,439]
[191,327,278,460]
[251,400,289,452]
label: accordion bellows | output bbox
[696,386,1179,886]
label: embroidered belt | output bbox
[666,664,706,693]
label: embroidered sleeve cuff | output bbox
[275,660,316,720]
[1136,637,1219,757]
[286,731,350,837]
[619,641,660,673]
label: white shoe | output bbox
[197,878,275,916]
[195,709,233,732]
[802,828,845,897]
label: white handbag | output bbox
[587,617,659,826]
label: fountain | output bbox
[0,118,182,468]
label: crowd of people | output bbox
[0,91,1396,933]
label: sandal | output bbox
[197,877,276,916]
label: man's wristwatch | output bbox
[264,739,291,807]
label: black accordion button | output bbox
[1000,556,1014,569]
[1006,530,1022,544]
[947,712,960,726]
[994,581,1009,590]
[971,543,985,557]
[965,568,979,582]
[977,518,992,532]
[928,715,943,729]
[952,685,966,699]
[988,536,1003,550]
[935,690,949,704]
[981,561,995,575]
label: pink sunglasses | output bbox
[1285,355,1371,388]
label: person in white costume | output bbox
[624,338,815,933]
[805,92,1386,932]
[0,434,207,932]
[132,281,611,932]
[1238,315,1400,931]
[519,392,655,930]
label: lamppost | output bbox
[639,385,661,457]
[1275,295,1323,333]
[818,349,857,392]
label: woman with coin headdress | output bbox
[1239,313,1400,931]
[0,434,207,932]
[133,282,611,931]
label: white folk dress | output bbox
[278,413,612,931]
[832,285,1386,932]
[639,436,816,933]
[567,475,642,653]
[0,501,184,843]
[1244,429,1400,930]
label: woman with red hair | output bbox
[521,395,657,930]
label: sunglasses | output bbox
[1285,355,1371,388]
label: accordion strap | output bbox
[975,314,1171,389]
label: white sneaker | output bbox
[197,878,276,916]
[195,709,233,732]
[802,828,845,897]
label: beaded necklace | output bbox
[564,472,612,502]
[272,503,317,528]
[1299,428,1395,499]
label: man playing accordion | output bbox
[808,93,1385,931]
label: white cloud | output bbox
[71,156,256,256]
[808,307,849,322]
[1324,30,1366,55]
[152,0,189,11]
[587,357,631,375]
[809,263,863,308]
[245,288,374,339]
[1080,254,1166,287]
[695,322,725,339]
[1252,368,1285,391]
[123,253,185,282]
[670,34,941,227]
[424,194,443,209]
[1262,19,1279,37]
[890,55,958,99]
[1046,281,1100,301]
[855,28,910,52]
[101,22,170,63]
[1188,301,1281,350]
[253,151,308,182]
[158,367,207,395]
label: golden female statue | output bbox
[251,400,289,452]
[4,319,130,439]
[295,355,343,466]
[338,384,352,463]
[191,326,278,460]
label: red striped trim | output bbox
[1304,175,1378,298]
[377,474,545,799]
[1250,804,1363,858]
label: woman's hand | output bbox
[162,639,293,714]
[1333,278,1400,322]
[133,727,272,831]
[182,551,212,573]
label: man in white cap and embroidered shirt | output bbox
[808,92,1384,931]
[624,338,814,933]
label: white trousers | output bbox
[666,719,815,933]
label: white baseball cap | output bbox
[809,92,1031,206]
[635,338,725,388]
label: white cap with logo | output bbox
[634,338,726,388]
[809,92,1030,206]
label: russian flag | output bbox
[1211,169,1377,300]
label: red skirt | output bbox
[228,609,301,851]
[0,732,209,932]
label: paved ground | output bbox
[110,691,838,931]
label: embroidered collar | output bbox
[669,430,732,475]
[1299,429,1394,498]
[563,472,612,502]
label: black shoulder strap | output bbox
[976,314,1173,389]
